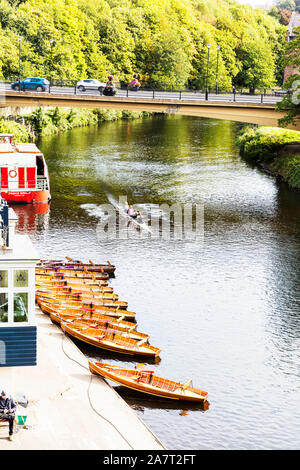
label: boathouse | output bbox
[0,198,39,367]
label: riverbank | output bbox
[0,107,151,142]
[0,306,165,450]
[236,126,300,190]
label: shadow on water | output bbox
[70,337,162,365]
[113,385,210,414]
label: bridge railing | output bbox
[0,77,286,103]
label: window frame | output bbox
[0,267,35,326]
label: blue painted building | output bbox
[0,198,39,367]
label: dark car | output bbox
[11,77,49,92]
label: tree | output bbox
[235,38,276,92]
[276,0,296,10]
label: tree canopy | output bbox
[0,0,287,90]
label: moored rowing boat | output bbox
[39,258,115,274]
[38,300,136,321]
[49,310,137,329]
[36,271,109,284]
[62,324,160,357]
[89,362,208,402]
[35,284,117,299]
[36,293,128,310]
[59,318,148,341]
[36,268,110,280]
[36,277,113,292]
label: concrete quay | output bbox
[0,307,165,450]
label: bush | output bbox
[236,125,300,189]
[236,126,300,162]
[0,118,34,142]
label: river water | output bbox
[15,115,300,450]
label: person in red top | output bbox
[129,73,140,90]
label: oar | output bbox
[182,379,193,390]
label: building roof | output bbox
[0,234,39,262]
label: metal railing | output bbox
[0,77,286,104]
[36,177,49,191]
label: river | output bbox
[15,115,300,450]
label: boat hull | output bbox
[1,189,51,204]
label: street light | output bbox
[18,36,22,91]
[49,39,54,93]
[216,46,220,95]
[205,44,211,101]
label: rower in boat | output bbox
[128,206,137,219]
[136,211,143,224]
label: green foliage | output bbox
[236,126,300,188]
[0,106,151,140]
[0,117,33,141]
[236,125,300,161]
[271,153,300,188]
[276,0,296,11]
[0,0,286,90]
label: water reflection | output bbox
[114,386,210,414]
[13,203,50,237]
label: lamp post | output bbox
[216,46,220,95]
[205,44,211,101]
[18,36,22,91]
[49,39,54,93]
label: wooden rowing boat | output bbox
[89,362,208,402]
[35,284,117,299]
[35,284,121,301]
[49,310,137,329]
[35,270,110,282]
[62,324,160,357]
[36,293,128,310]
[35,277,113,292]
[36,268,110,280]
[39,258,116,274]
[38,300,136,321]
[57,318,148,341]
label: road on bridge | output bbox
[0,82,284,105]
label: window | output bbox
[13,293,28,323]
[14,270,28,288]
[0,293,8,323]
[0,270,8,288]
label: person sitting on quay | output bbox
[0,390,17,441]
